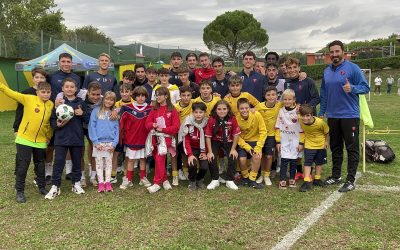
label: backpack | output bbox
[365,139,396,163]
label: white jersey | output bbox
[275,107,303,159]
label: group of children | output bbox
[2,60,330,203]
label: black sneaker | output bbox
[338,181,355,192]
[65,173,71,180]
[196,179,205,189]
[249,180,264,189]
[313,179,326,187]
[299,182,311,192]
[188,181,197,191]
[45,175,52,185]
[238,177,250,186]
[38,187,48,195]
[16,192,26,203]
[324,176,342,186]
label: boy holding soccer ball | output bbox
[45,78,90,200]
[0,81,53,203]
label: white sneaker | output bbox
[110,177,118,184]
[147,184,161,193]
[90,178,98,187]
[207,180,220,190]
[163,180,172,190]
[218,177,226,184]
[178,169,187,180]
[256,175,263,184]
[264,176,272,186]
[226,181,239,190]
[72,182,85,194]
[139,177,152,187]
[45,185,60,200]
[120,177,133,190]
[172,176,179,186]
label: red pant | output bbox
[152,149,168,185]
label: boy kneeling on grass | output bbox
[0,81,53,203]
[299,104,329,192]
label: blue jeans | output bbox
[280,158,297,181]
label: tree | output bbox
[203,10,268,59]
[74,25,114,44]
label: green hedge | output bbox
[302,56,400,80]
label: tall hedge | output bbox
[302,56,400,80]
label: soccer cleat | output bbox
[139,177,152,187]
[178,169,188,180]
[249,180,264,189]
[226,181,239,190]
[80,178,87,188]
[16,192,26,203]
[147,184,161,193]
[313,179,326,187]
[289,179,297,188]
[324,176,342,186]
[294,172,304,181]
[163,180,172,190]
[279,180,287,189]
[188,181,197,191]
[196,179,206,189]
[90,178,98,187]
[207,180,220,190]
[238,177,250,187]
[218,176,226,184]
[110,176,118,184]
[299,182,311,192]
[45,185,60,200]
[120,177,133,190]
[264,176,272,186]
[172,176,179,186]
[38,187,48,195]
[338,181,355,193]
[72,182,85,195]
[33,178,38,187]
[105,182,113,192]
[98,182,105,193]
[256,175,263,184]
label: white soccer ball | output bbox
[56,104,74,121]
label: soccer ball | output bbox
[56,104,74,121]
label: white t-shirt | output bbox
[275,107,303,159]
[374,77,382,86]
[151,84,181,105]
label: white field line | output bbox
[271,172,362,250]
[357,184,400,192]
[365,170,400,179]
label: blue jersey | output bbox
[238,70,266,102]
[319,60,370,118]
[83,72,118,95]
[48,70,81,101]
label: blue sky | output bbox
[55,0,400,54]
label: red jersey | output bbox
[205,116,241,142]
[119,103,152,150]
[145,105,180,147]
[193,67,216,85]
[183,126,207,156]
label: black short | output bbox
[238,141,257,159]
[304,149,327,166]
[262,136,276,156]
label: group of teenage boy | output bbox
[2,39,370,203]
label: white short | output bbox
[125,148,145,160]
[92,142,113,158]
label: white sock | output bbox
[90,171,97,179]
[65,160,72,174]
[45,162,52,176]
[81,171,86,180]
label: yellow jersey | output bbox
[174,100,193,123]
[300,117,329,149]
[193,95,221,117]
[224,92,259,116]
[115,97,134,108]
[255,101,283,136]
[237,111,267,153]
[152,84,180,104]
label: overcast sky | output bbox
[55,0,400,54]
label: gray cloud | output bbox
[54,0,400,53]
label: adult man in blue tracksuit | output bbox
[83,53,118,95]
[319,40,370,192]
[238,51,266,102]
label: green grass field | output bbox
[0,69,399,249]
